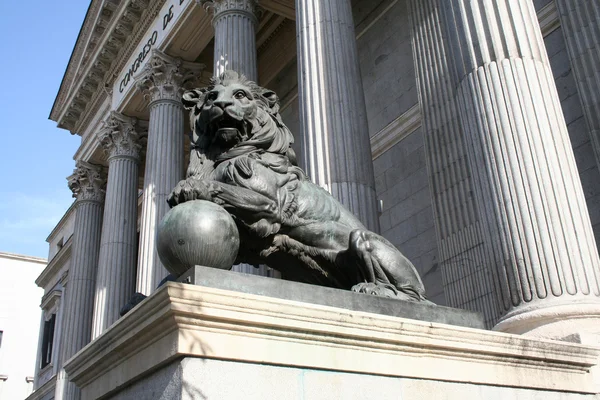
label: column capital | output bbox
[68,161,107,203]
[99,112,144,161]
[198,0,262,22]
[135,50,205,104]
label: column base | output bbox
[493,298,600,340]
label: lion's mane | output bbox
[182,71,298,179]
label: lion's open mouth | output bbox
[209,114,247,145]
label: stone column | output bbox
[295,0,380,231]
[409,0,500,327]
[440,0,600,338]
[91,112,142,338]
[199,0,273,277]
[55,162,106,400]
[199,0,260,81]
[554,1,600,168]
[135,50,203,295]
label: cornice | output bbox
[40,289,63,312]
[0,251,47,264]
[46,201,76,243]
[36,237,72,289]
[53,0,167,134]
[24,375,56,400]
[50,0,108,122]
[371,104,421,160]
[538,1,560,37]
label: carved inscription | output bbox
[118,0,187,93]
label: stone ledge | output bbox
[179,266,485,329]
[64,282,600,399]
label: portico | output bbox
[34,0,600,399]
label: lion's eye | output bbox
[207,92,218,101]
[234,91,246,100]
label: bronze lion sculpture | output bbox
[167,71,429,302]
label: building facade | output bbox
[28,0,600,398]
[0,252,46,400]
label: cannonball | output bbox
[157,200,240,275]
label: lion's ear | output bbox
[182,88,207,110]
[260,90,279,109]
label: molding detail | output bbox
[136,50,205,104]
[67,161,107,203]
[54,0,166,133]
[371,104,421,159]
[538,1,560,37]
[99,112,143,160]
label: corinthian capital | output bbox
[68,161,107,203]
[99,112,143,160]
[135,50,205,103]
[198,0,262,21]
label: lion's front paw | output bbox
[167,179,211,208]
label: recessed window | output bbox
[40,315,56,369]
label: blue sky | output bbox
[0,1,89,258]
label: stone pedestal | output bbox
[91,113,143,339]
[64,278,599,399]
[295,0,380,231]
[135,50,204,295]
[440,0,600,339]
[55,162,106,400]
[200,0,260,81]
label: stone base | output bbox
[493,299,600,340]
[63,280,600,399]
[178,265,485,329]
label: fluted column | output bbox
[55,162,106,400]
[441,0,600,338]
[199,0,260,80]
[295,0,380,231]
[555,0,600,169]
[135,50,204,295]
[409,0,500,327]
[91,112,142,338]
[199,0,273,277]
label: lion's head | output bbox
[182,70,297,165]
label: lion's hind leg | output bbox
[345,229,430,302]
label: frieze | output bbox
[116,0,190,97]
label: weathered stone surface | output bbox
[63,282,600,400]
